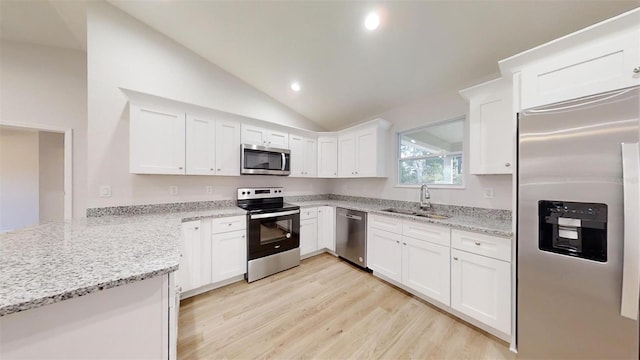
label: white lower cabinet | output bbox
[176,220,212,293]
[211,216,247,283]
[317,206,335,251]
[300,218,319,257]
[368,214,512,338]
[451,248,511,334]
[367,227,402,283]
[402,237,450,305]
[178,216,246,297]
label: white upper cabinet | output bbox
[337,119,389,178]
[130,104,186,174]
[500,8,640,110]
[317,136,338,178]
[214,120,241,176]
[289,134,317,177]
[186,115,216,175]
[241,124,289,149]
[459,78,514,175]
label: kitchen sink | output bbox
[380,208,451,220]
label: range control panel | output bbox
[237,187,284,200]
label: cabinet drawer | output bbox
[300,207,318,220]
[211,215,246,234]
[451,229,511,262]
[369,214,403,234]
[403,220,450,247]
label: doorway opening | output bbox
[0,123,72,232]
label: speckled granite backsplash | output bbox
[327,194,512,221]
[88,194,510,220]
[86,200,236,217]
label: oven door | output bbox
[247,209,300,260]
[241,144,291,175]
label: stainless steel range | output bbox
[237,187,300,282]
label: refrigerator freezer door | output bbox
[518,87,640,359]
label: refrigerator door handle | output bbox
[621,142,640,320]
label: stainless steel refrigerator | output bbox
[518,86,640,359]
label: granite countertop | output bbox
[290,200,513,238]
[0,198,509,317]
[0,206,245,317]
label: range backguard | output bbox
[538,200,607,262]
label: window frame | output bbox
[395,116,466,189]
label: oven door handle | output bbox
[250,209,300,220]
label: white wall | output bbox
[39,132,65,223]
[0,128,39,231]
[0,40,87,218]
[86,2,328,208]
[330,90,513,210]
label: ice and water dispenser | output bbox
[538,201,608,262]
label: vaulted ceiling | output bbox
[2,1,637,130]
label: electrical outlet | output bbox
[169,186,178,195]
[205,186,213,194]
[99,185,111,198]
[483,188,495,198]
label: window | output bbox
[398,117,464,187]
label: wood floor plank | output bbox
[178,253,515,360]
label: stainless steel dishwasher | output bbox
[336,207,367,269]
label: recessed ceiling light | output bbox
[364,12,380,31]
[291,82,301,92]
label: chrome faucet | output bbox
[420,184,431,210]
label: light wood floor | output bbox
[178,253,515,360]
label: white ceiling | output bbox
[1,1,638,130]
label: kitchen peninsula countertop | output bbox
[291,200,513,238]
[0,207,245,317]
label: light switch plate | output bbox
[99,185,111,198]
[483,188,495,198]
[169,186,178,195]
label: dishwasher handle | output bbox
[338,212,362,221]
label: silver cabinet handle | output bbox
[505,163,511,167]
[403,242,407,245]
[228,223,232,226]
[474,241,481,246]
[241,235,245,238]
[396,240,400,244]
[634,67,640,74]
[194,227,199,230]
[179,167,183,170]
[210,168,214,171]
[453,257,459,260]
[217,169,221,171]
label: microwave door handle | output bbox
[281,153,286,171]
[620,142,640,320]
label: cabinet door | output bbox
[355,127,377,177]
[267,129,289,149]
[211,229,247,282]
[185,115,216,175]
[317,136,338,177]
[367,228,402,282]
[520,28,640,110]
[338,133,356,177]
[317,206,335,251]
[300,218,318,257]
[402,237,450,306]
[130,105,185,174]
[241,124,266,145]
[304,138,317,177]
[288,134,306,177]
[451,249,511,334]
[469,82,513,174]
[177,220,212,293]
[214,120,241,176]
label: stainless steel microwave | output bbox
[241,144,290,176]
